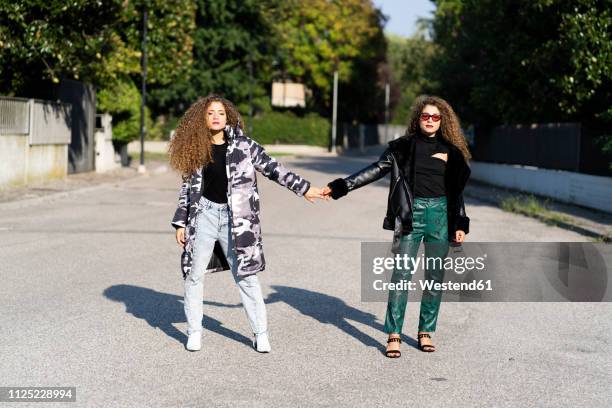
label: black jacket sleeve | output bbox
[453,193,470,234]
[446,148,470,234]
[327,149,393,199]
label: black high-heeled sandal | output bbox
[417,333,436,352]
[385,337,401,358]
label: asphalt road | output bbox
[0,153,610,407]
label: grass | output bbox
[591,234,612,243]
[500,195,573,226]
[143,152,169,161]
[268,152,296,158]
[499,194,612,242]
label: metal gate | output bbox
[57,79,96,174]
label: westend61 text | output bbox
[373,279,493,292]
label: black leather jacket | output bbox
[328,134,471,252]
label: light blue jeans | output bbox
[184,197,268,337]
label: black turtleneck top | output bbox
[414,131,449,198]
[201,141,228,204]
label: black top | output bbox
[202,141,228,204]
[414,131,449,198]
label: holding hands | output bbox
[303,186,330,203]
[304,179,343,202]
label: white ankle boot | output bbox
[186,332,201,351]
[253,332,271,353]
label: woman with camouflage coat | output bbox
[169,95,325,352]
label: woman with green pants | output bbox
[323,95,472,358]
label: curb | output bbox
[463,184,611,241]
[0,164,170,211]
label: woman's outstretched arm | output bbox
[324,149,393,199]
[248,137,325,201]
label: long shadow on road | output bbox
[267,285,384,349]
[266,285,416,352]
[103,284,417,353]
[103,284,252,348]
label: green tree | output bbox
[101,0,196,142]
[386,25,439,124]
[0,0,123,97]
[113,0,196,87]
[149,0,275,117]
[265,0,387,122]
[0,0,195,94]
[430,0,612,128]
[97,78,153,144]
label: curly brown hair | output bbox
[407,95,472,162]
[168,95,244,177]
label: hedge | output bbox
[248,111,329,146]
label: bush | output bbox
[248,111,329,146]
[98,78,153,144]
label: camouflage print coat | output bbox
[171,124,311,279]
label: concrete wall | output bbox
[0,134,68,189]
[0,135,27,188]
[26,144,68,184]
[0,98,70,190]
[470,161,612,213]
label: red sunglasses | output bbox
[420,113,441,122]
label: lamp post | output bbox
[330,70,338,154]
[138,5,148,174]
[384,82,390,143]
[248,47,254,136]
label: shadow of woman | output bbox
[265,285,416,352]
[103,284,252,347]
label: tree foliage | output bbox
[97,78,154,143]
[0,0,123,96]
[110,0,196,86]
[0,0,195,98]
[149,0,274,117]
[265,0,387,121]
[386,26,438,124]
[429,0,612,128]
[2,1,388,129]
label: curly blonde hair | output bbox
[407,95,472,162]
[168,95,244,177]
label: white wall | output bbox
[470,161,612,213]
[128,140,168,154]
[0,98,70,190]
[0,135,27,188]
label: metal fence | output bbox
[0,97,30,135]
[336,123,406,151]
[58,79,96,174]
[472,123,611,177]
[0,96,71,144]
[29,100,71,145]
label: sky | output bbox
[373,0,437,38]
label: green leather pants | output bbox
[384,196,449,334]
